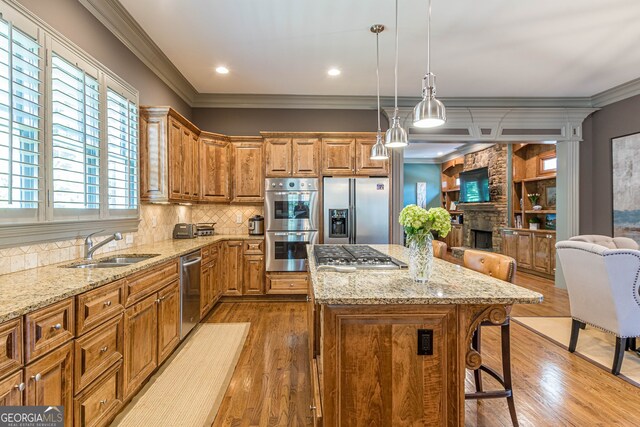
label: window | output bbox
[538,152,557,176]
[0,17,42,223]
[0,6,139,247]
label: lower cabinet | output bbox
[73,361,123,427]
[266,272,309,295]
[501,229,555,278]
[25,341,74,427]
[157,281,181,364]
[243,254,265,295]
[222,240,265,297]
[222,241,243,296]
[200,244,221,319]
[0,370,24,405]
[440,224,463,249]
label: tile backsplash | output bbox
[0,203,263,276]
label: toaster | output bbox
[173,223,197,239]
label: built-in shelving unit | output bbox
[441,157,464,214]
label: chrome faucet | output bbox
[84,230,123,260]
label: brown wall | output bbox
[16,0,192,119]
[192,108,388,135]
[579,94,640,235]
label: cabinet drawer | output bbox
[0,318,22,378]
[74,361,123,427]
[74,314,123,393]
[124,260,179,307]
[76,280,124,336]
[25,298,74,363]
[243,239,264,255]
[267,273,309,294]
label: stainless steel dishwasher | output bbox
[180,250,202,339]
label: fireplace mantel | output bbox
[457,203,500,211]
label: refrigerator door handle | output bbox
[350,179,357,244]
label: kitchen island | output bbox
[307,244,543,426]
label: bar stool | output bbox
[462,249,518,427]
[433,240,447,259]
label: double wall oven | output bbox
[265,178,319,271]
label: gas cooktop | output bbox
[314,245,407,270]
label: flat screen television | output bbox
[459,167,490,203]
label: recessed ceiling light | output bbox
[215,66,229,74]
[327,68,341,76]
[437,151,444,156]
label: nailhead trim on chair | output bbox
[572,316,640,339]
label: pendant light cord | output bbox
[376,29,381,134]
[427,0,431,74]
[393,0,399,117]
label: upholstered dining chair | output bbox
[556,238,640,375]
[432,240,447,259]
[462,249,519,427]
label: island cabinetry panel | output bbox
[24,341,74,427]
[230,138,264,203]
[200,132,232,202]
[0,318,22,378]
[319,305,459,426]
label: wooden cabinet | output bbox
[265,138,292,177]
[501,229,555,277]
[243,255,265,295]
[200,132,231,202]
[440,224,463,249]
[123,294,157,399]
[222,241,244,296]
[140,107,201,203]
[0,370,24,406]
[157,280,181,364]
[355,138,390,175]
[201,244,222,318]
[266,272,309,295]
[73,361,123,427]
[265,137,319,177]
[76,280,124,336]
[231,138,264,203]
[0,318,22,378]
[25,298,74,363]
[25,341,74,427]
[124,259,179,307]
[322,138,355,175]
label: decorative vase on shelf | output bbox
[533,205,542,211]
[399,205,451,284]
[409,233,434,283]
[529,223,539,230]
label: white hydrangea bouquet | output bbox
[399,205,452,282]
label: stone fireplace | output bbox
[471,229,493,250]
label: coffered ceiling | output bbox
[117,0,640,98]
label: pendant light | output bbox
[370,24,389,160]
[385,0,409,148]
[412,0,446,128]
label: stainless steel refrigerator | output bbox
[323,177,390,244]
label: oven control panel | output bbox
[265,178,318,191]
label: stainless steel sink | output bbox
[63,254,159,269]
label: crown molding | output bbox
[79,0,640,111]
[591,76,640,107]
[78,0,197,105]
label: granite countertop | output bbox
[0,235,264,322]
[308,244,544,305]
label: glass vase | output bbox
[408,232,434,283]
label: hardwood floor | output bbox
[205,262,640,426]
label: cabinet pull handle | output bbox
[310,405,317,411]
[103,300,112,307]
[100,399,108,405]
[14,382,25,391]
[51,323,62,331]
[31,373,41,382]
[100,346,108,353]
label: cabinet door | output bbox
[200,263,212,319]
[181,127,193,199]
[0,370,23,405]
[168,117,183,200]
[200,136,231,202]
[502,231,518,260]
[355,138,389,176]
[25,341,73,427]
[191,131,200,199]
[243,254,265,295]
[0,318,22,379]
[223,241,243,296]
[292,138,319,177]
[265,138,292,177]
[210,251,221,305]
[321,138,354,175]
[516,232,533,269]
[157,281,181,364]
[232,142,264,202]
[532,233,551,274]
[123,294,157,399]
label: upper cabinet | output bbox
[264,136,320,177]
[230,137,264,203]
[322,136,389,176]
[140,107,200,203]
[200,132,231,203]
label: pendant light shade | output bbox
[385,0,408,148]
[370,24,389,160]
[413,0,446,128]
